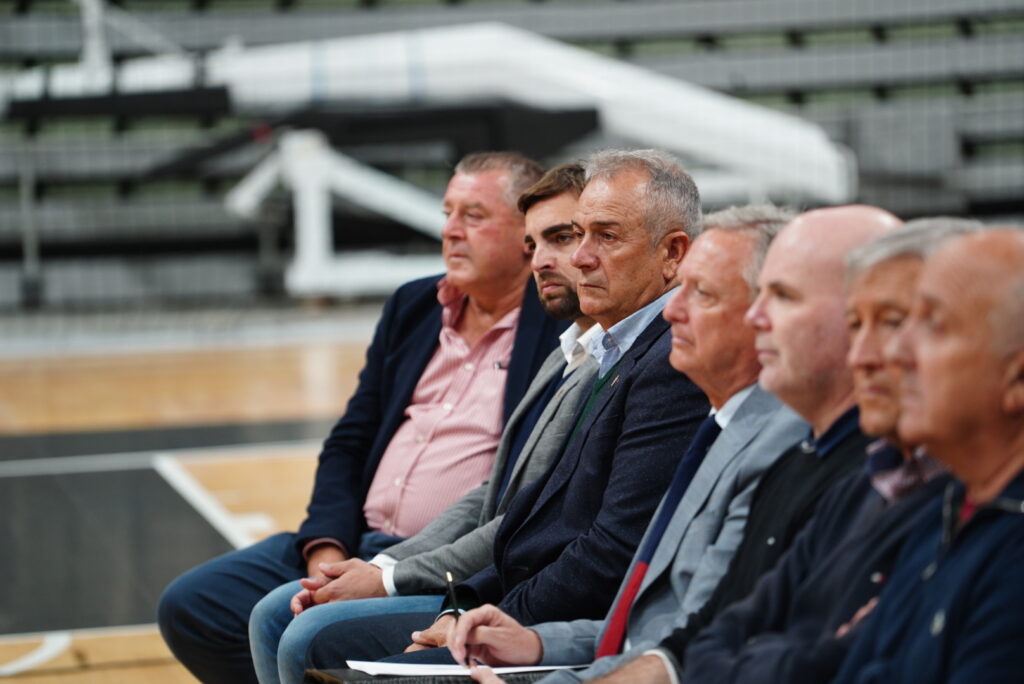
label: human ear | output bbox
[662,231,690,281]
[1001,349,1024,415]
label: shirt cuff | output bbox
[370,554,400,597]
[301,537,347,562]
[642,649,680,684]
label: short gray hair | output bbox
[455,151,544,211]
[702,204,798,294]
[845,216,984,284]
[583,149,702,242]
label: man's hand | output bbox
[311,559,388,603]
[469,663,507,684]
[589,654,673,684]
[305,544,347,579]
[404,614,456,652]
[447,604,542,668]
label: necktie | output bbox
[595,414,723,657]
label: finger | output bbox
[403,642,427,653]
[470,664,504,683]
[299,576,326,590]
[318,561,348,577]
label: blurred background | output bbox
[0,0,1021,680]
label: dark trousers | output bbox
[304,611,454,672]
[158,531,401,683]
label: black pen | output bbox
[445,571,459,623]
[445,571,471,666]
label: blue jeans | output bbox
[157,531,403,684]
[250,585,444,684]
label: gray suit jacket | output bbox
[382,346,599,595]
[532,385,808,682]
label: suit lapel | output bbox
[638,386,778,594]
[525,317,669,519]
[491,351,566,491]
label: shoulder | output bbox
[390,274,444,304]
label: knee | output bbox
[157,570,201,648]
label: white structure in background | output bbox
[2,13,857,297]
[226,130,445,297]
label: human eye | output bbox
[846,312,862,333]
[881,310,907,329]
[554,231,576,245]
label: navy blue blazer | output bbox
[459,316,710,625]
[295,275,566,554]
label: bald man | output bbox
[833,229,1024,683]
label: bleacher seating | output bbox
[1,0,1022,308]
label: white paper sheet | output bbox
[345,661,585,677]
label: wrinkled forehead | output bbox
[444,170,515,209]
[848,255,924,307]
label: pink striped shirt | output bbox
[363,279,521,539]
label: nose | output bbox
[532,243,554,273]
[571,233,598,271]
[847,324,883,372]
[663,287,688,325]
[744,290,770,331]
[885,317,917,370]
[441,214,465,241]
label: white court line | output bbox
[0,632,71,675]
[0,622,159,644]
[0,439,321,479]
[152,454,255,550]
[0,452,156,478]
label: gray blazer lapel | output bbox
[503,361,598,494]
[640,386,779,591]
[480,348,565,516]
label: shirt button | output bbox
[930,610,946,635]
[464,362,475,371]
[870,572,885,584]
[416,435,425,444]
[922,562,937,581]
[443,402,453,412]
[766,536,776,546]
[394,477,402,486]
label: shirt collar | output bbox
[798,405,861,459]
[588,287,677,375]
[559,322,601,370]
[714,383,756,430]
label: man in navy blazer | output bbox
[157,152,565,684]
[301,149,710,670]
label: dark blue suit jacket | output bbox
[459,316,710,625]
[295,275,565,554]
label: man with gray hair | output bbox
[300,148,711,672]
[832,227,1024,682]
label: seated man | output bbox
[250,163,601,684]
[157,151,565,684]
[439,205,899,684]
[833,228,1024,682]
[301,149,711,671]
[672,218,978,684]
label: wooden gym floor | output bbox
[0,315,376,681]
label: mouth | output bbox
[670,327,693,347]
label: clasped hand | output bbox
[289,558,387,615]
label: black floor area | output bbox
[0,468,234,634]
